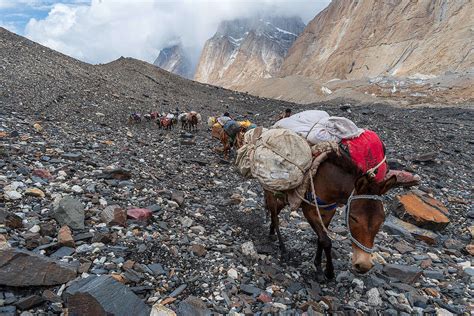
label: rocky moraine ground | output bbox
[0,27,473,315]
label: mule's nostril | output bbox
[354,263,361,271]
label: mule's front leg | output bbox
[320,236,334,279]
[314,240,324,275]
[302,205,336,280]
[264,191,287,259]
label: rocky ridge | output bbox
[194,16,305,90]
[0,27,473,315]
[153,43,194,79]
[280,0,473,80]
[202,0,474,105]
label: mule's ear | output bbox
[380,175,397,195]
[355,174,371,193]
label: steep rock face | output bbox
[280,0,473,80]
[194,16,305,89]
[153,44,193,79]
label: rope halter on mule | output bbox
[344,191,384,254]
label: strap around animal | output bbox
[366,156,386,178]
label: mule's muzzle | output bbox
[353,261,373,274]
[352,249,374,274]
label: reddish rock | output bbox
[101,205,127,226]
[32,169,53,180]
[257,292,272,303]
[123,260,135,270]
[25,188,45,198]
[424,288,440,298]
[393,191,449,231]
[420,259,432,269]
[127,208,152,222]
[189,244,207,257]
[58,225,75,248]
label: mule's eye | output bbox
[349,215,358,223]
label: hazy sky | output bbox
[0,0,330,64]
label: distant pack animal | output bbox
[159,116,173,130]
[150,112,159,121]
[128,113,142,124]
[211,121,245,160]
[178,113,189,130]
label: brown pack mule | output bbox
[264,151,397,279]
[211,125,244,160]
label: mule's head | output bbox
[349,174,397,273]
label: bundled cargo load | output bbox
[252,129,313,191]
[236,127,267,178]
[273,110,364,144]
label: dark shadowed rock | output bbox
[103,168,132,180]
[62,152,82,161]
[148,263,166,276]
[411,151,438,163]
[240,284,262,295]
[383,215,439,245]
[171,191,185,206]
[0,306,16,315]
[15,295,44,310]
[383,264,422,284]
[64,275,150,316]
[177,296,211,316]
[0,248,77,286]
[50,246,75,258]
[51,196,85,230]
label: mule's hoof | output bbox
[314,271,326,283]
[280,251,290,262]
[324,269,335,280]
[268,234,277,241]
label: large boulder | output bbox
[383,215,439,245]
[64,275,150,316]
[51,196,85,230]
[176,296,211,316]
[383,263,422,284]
[0,248,77,286]
[393,191,449,231]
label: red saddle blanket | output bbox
[341,130,387,182]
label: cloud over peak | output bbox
[23,0,330,64]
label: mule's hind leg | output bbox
[272,212,287,258]
[264,190,287,259]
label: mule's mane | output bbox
[325,151,363,178]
